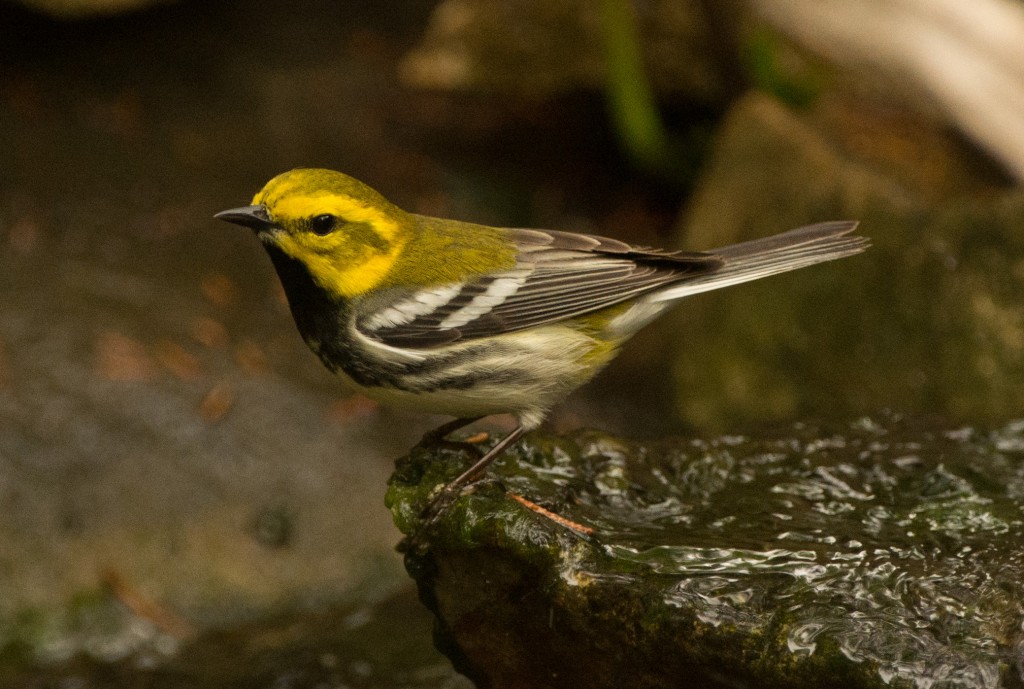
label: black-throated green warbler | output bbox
[216,168,867,503]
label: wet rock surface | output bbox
[389,417,1024,689]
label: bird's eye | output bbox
[310,214,337,236]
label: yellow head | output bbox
[216,168,412,299]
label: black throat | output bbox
[262,243,351,374]
[259,242,452,389]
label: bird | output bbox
[216,168,867,512]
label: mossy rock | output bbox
[388,418,1024,688]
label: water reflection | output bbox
[502,416,1024,689]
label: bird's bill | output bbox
[214,204,275,232]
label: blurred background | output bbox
[3,0,1024,685]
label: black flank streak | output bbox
[434,368,526,391]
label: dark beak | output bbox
[214,204,276,232]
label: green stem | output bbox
[599,0,672,173]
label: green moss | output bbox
[0,585,120,676]
[387,418,1024,688]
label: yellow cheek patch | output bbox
[252,169,411,299]
[274,231,407,299]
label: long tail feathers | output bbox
[649,221,867,303]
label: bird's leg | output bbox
[407,425,527,548]
[425,425,526,506]
[447,424,526,488]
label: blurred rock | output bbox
[669,91,1024,429]
[752,0,1024,182]
[0,233,418,661]
[388,417,1024,689]
[0,0,446,666]
[408,0,1024,184]
[0,11,428,663]
[401,0,732,102]
[1,590,470,688]
[6,0,173,18]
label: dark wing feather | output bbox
[357,228,722,348]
